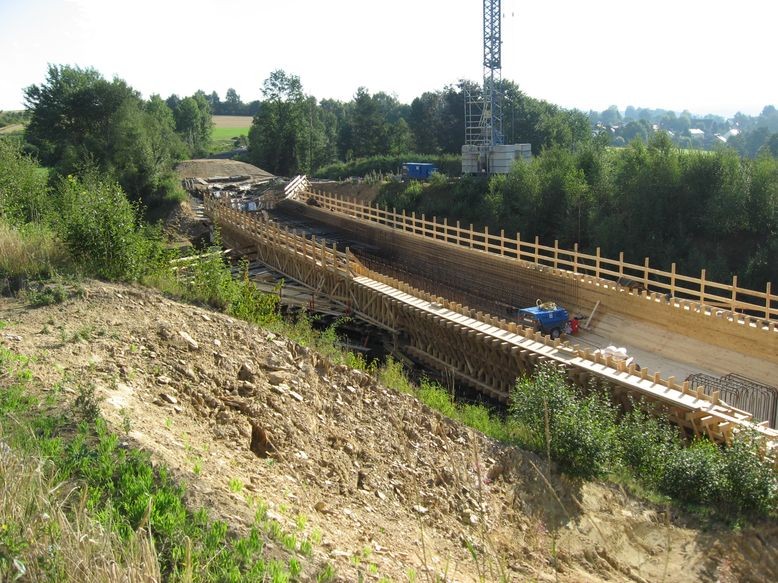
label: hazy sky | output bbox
[1,0,775,117]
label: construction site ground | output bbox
[579,312,776,388]
[2,281,777,583]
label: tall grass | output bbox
[0,221,70,279]
[0,440,161,582]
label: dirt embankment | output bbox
[1,285,775,582]
[175,159,274,181]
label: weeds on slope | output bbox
[510,364,778,519]
[0,346,333,582]
[374,358,777,521]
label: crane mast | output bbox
[482,0,503,146]
[463,0,530,174]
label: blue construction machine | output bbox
[518,300,577,339]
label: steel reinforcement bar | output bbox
[302,188,778,325]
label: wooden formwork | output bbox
[303,189,778,321]
[288,195,778,368]
[206,196,778,447]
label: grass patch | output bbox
[0,221,71,282]
[0,345,327,581]
[212,126,250,141]
[0,439,161,581]
[210,120,250,154]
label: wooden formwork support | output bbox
[204,197,778,447]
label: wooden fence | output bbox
[305,189,778,322]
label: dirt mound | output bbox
[176,159,274,181]
[1,284,776,582]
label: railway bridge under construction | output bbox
[202,187,778,446]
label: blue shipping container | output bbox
[402,162,438,180]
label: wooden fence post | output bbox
[535,236,540,263]
[500,229,505,256]
[595,247,601,278]
[553,240,559,269]
[444,217,449,243]
[618,251,624,278]
[766,281,772,320]
[516,233,521,261]
[573,242,579,274]
[470,224,474,248]
[484,226,489,253]
[731,275,738,310]
[700,269,706,305]
[670,263,677,299]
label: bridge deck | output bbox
[356,276,765,429]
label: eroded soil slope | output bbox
[1,284,775,582]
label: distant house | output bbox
[714,128,740,143]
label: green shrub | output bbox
[55,174,166,281]
[617,402,682,487]
[720,431,777,515]
[0,140,49,225]
[417,378,456,418]
[510,364,618,479]
[227,259,279,326]
[659,438,725,506]
[457,403,512,441]
[378,357,414,394]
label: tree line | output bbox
[21,64,213,211]
[245,69,592,177]
[377,133,778,291]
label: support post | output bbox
[700,268,706,305]
[573,242,578,274]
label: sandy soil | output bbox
[2,283,776,582]
[175,159,274,181]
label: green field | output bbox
[212,125,250,140]
[210,115,251,153]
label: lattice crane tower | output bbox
[465,0,503,148]
[483,0,503,146]
[463,0,530,174]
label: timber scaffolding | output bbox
[204,195,778,447]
